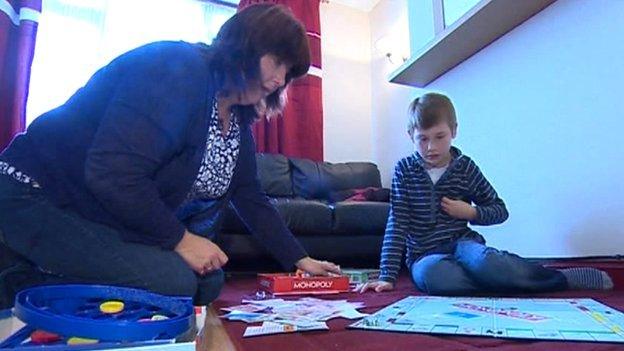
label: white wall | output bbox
[369,0,417,186]
[321,0,416,178]
[383,0,624,257]
[320,2,373,163]
[322,0,623,257]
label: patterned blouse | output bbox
[0,161,40,188]
[187,97,240,200]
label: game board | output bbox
[349,296,624,343]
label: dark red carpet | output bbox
[215,265,624,351]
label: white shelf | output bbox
[389,0,556,87]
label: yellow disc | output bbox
[67,337,98,345]
[99,300,124,314]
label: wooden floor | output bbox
[197,306,237,351]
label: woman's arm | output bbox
[228,124,309,270]
[85,42,205,250]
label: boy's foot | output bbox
[560,267,614,290]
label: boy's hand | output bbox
[441,197,477,220]
[357,280,394,293]
[296,257,341,276]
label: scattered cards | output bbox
[221,297,368,337]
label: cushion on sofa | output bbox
[332,201,390,236]
[290,158,382,200]
[255,153,293,197]
[329,187,390,202]
[220,198,333,236]
[271,198,333,235]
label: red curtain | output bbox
[0,0,41,151]
[238,0,323,161]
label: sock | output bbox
[560,267,614,290]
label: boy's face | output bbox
[411,121,456,168]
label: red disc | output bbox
[30,330,62,344]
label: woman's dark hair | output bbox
[209,4,310,118]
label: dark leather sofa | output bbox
[217,153,390,272]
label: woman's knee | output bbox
[195,269,225,305]
[145,267,199,297]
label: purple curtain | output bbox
[0,0,41,151]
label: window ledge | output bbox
[389,0,556,87]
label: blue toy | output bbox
[0,285,194,349]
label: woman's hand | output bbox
[174,230,228,275]
[295,257,341,276]
[357,280,394,293]
[441,197,477,220]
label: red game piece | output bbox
[30,330,62,344]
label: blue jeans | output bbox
[0,175,224,305]
[411,240,568,295]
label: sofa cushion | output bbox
[290,158,382,200]
[332,201,390,236]
[220,198,333,236]
[329,187,390,202]
[272,198,333,235]
[256,153,293,197]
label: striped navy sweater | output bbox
[379,147,509,283]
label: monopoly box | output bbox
[257,273,350,295]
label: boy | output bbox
[359,93,613,295]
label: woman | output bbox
[0,4,340,307]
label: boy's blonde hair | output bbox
[407,93,457,138]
